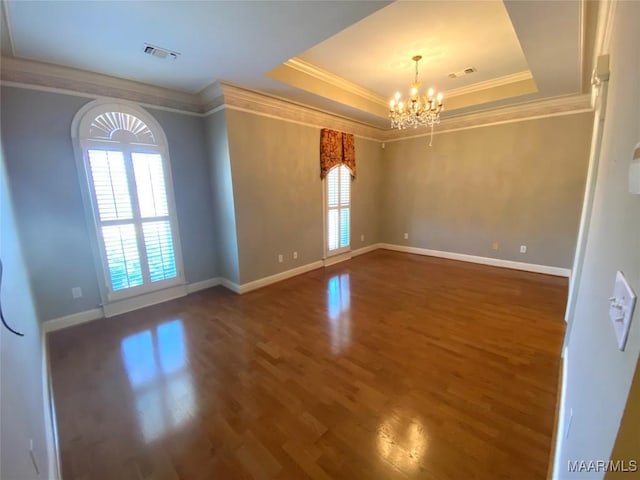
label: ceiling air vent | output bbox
[143,43,180,60]
[448,67,477,79]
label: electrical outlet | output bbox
[520,245,527,253]
[278,254,283,263]
[361,234,365,242]
[492,242,499,251]
[404,232,409,240]
[293,251,298,260]
[72,287,82,299]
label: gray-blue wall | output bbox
[0,86,217,320]
[0,141,52,479]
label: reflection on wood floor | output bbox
[48,250,566,480]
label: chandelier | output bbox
[389,55,443,133]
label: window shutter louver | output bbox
[326,165,350,253]
[82,108,181,299]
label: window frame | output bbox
[323,164,352,258]
[72,100,185,304]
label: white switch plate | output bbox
[609,270,636,351]
[71,287,82,299]
[404,233,409,240]
[520,245,527,253]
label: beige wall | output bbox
[225,109,383,284]
[205,109,239,284]
[382,112,593,268]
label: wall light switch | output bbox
[609,271,637,351]
[403,233,409,240]
[72,287,82,299]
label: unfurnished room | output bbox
[0,1,639,479]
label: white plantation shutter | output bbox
[80,106,182,299]
[326,165,350,253]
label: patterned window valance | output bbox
[320,128,356,179]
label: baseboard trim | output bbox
[220,278,242,294]
[43,277,226,332]
[42,308,103,333]
[238,260,324,294]
[103,284,188,318]
[323,252,352,267]
[186,277,222,293]
[42,246,569,333]
[351,243,383,257]
[40,329,61,479]
[379,243,571,277]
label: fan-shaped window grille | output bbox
[89,112,156,144]
[74,101,183,304]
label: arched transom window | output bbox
[75,102,183,301]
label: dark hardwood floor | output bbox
[48,250,567,480]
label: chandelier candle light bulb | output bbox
[389,55,444,138]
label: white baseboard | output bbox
[103,284,188,318]
[40,330,61,479]
[43,277,225,332]
[552,350,569,480]
[42,246,569,333]
[323,252,352,267]
[220,278,242,293]
[352,243,383,257]
[186,277,222,293]
[42,308,103,333]
[379,243,571,277]
[238,260,324,294]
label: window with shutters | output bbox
[75,103,183,301]
[325,164,351,255]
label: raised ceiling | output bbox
[1,0,586,128]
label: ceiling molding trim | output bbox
[0,57,202,113]
[382,94,593,141]
[0,80,205,117]
[444,70,533,98]
[284,57,388,107]
[219,83,385,140]
[198,81,224,112]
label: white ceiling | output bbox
[298,1,529,96]
[4,0,389,93]
[1,0,585,127]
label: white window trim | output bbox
[71,99,185,305]
[323,164,351,259]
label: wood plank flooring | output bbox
[48,250,567,480]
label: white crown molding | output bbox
[1,57,592,142]
[444,70,533,98]
[285,57,389,107]
[382,93,593,141]
[197,81,224,112]
[1,57,202,112]
[219,82,385,140]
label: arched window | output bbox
[325,164,351,254]
[73,102,183,302]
